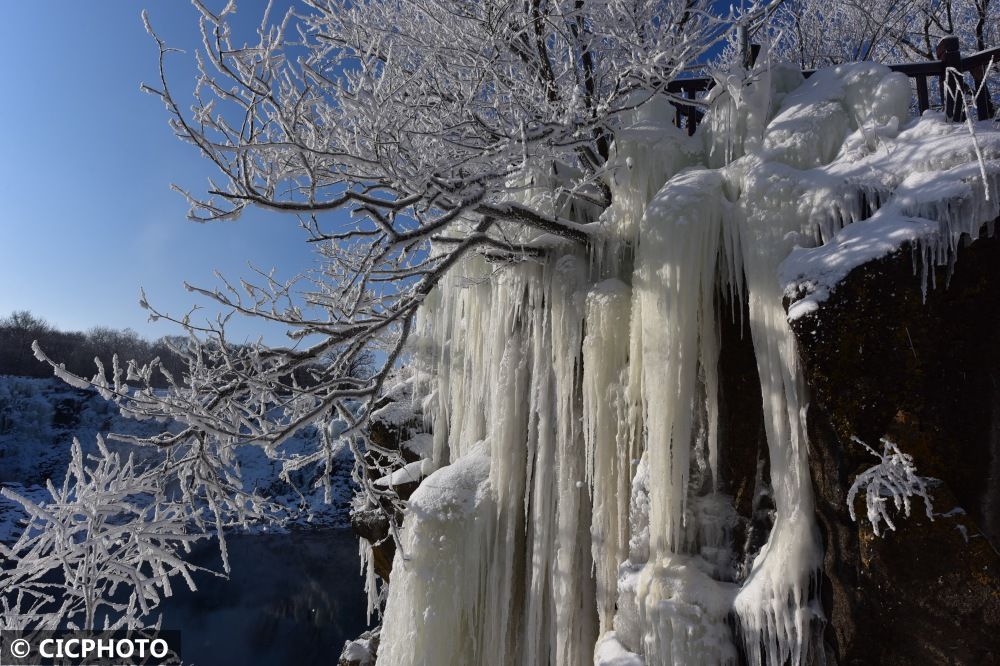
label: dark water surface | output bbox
[159,529,372,666]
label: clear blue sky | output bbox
[0,1,318,345]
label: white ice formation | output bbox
[376,62,1000,665]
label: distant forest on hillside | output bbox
[0,311,185,388]
[0,311,374,391]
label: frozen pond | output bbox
[159,529,372,666]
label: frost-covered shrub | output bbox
[0,437,210,631]
[0,431,284,631]
[846,437,934,536]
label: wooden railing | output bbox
[667,37,999,136]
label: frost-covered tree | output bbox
[846,437,934,537]
[0,435,271,631]
[18,0,773,629]
[106,0,766,453]
[774,0,999,68]
[34,2,773,514]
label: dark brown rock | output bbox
[367,388,424,466]
[790,226,1000,665]
[350,507,395,582]
[351,384,429,585]
[717,290,776,581]
[717,290,770,521]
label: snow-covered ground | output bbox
[0,375,355,545]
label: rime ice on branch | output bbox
[117,0,773,556]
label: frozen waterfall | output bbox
[375,61,1000,666]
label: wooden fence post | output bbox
[915,75,930,114]
[936,36,966,122]
[686,87,698,136]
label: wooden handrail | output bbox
[664,37,998,134]
[960,46,1000,71]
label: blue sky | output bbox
[0,1,317,344]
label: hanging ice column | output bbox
[727,162,823,665]
[619,166,747,666]
[614,164,823,659]
[380,162,605,666]
[602,137,823,665]
[582,277,634,633]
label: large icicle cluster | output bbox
[376,61,1000,666]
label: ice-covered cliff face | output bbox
[376,63,1000,666]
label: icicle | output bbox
[521,290,559,665]
[550,254,599,666]
[583,278,633,632]
[730,179,823,664]
[358,537,381,622]
[630,168,730,556]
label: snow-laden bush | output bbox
[0,433,280,631]
[846,437,934,537]
[0,437,207,630]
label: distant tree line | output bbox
[0,310,375,391]
[0,311,186,388]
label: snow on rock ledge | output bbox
[779,114,1000,320]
